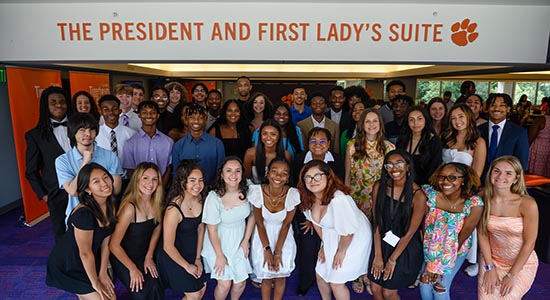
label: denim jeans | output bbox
[419,254,467,300]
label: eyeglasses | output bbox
[153,95,168,100]
[437,175,464,182]
[194,89,206,93]
[309,138,328,145]
[384,162,406,170]
[303,172,326,183]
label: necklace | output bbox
[263,185,286,205]
[442,193,462,210]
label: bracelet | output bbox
[505,273,516,280]
[484,264,494,271]
[273,251,282,256]
[387,259,396,266]
[195,257,201,261]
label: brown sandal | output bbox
[351,277,364,294]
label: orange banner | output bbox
[183,81,217,102]
[7,67,62,225]
[69,71,110,101]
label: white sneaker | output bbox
[464,263,479,277]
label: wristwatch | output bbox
[484,264,494,271]
[264,245,271,251]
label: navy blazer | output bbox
[478,120,529,178]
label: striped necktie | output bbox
[121,114,130,127]
[110,130,118,155]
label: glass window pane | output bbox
[416,80,441,104]
[537,82,550,105]
[514,82,537,105]
[441,81,462,101]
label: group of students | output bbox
[32,79,541,300]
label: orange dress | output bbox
[478,215,538,300]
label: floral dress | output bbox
[422,185,483,275]
[347,139,395,219]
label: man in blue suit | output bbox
[478,93,529,180]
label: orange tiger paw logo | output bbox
[451,18,479,47]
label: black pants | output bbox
[293,210,321,295]
[47,189,69,242]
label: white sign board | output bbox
[0,2,549,64]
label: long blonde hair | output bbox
[480,156,527,233]
[118,162,164,223]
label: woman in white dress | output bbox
[297,160,372,300]
[250,158,300,300]
[441,103,486,277]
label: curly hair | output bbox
[211,156,249,200]
[167,160,207,205]
[429,162,480,199]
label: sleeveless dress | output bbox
[422,185,483,275]
[156,202,206,293]
[528,115,550,177]
[249,185,300,279]
[303,191,373,284]
[347,139,395,219]
[111,203,163,300]
[441,147,478,264]
[478,215,539,299]
[213,124,248,160]
[367,192,423,289]
[46,207,114,294]
[201,191,253,282]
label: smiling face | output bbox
[303,166,327,196]
[387,84,404,101]
[449,107,468,132]
[193,86,207,103]
[267,161,290,188]
[100,100,121,128]
[222,159,243,189]
[48,93,68,122]
[169,89,182,106]
[437,165,465,197]
[274,106,290,127]
[85,168,113,200]
[261,125,279,149]
[75,95,91,113]
[351,102,366,123]
[187,113,206,134]
[489,96,510,124]
[225,102,241,125]
[185,169,205,197]
[309,131,330,159]
[408,110,426,135]
[138,106,160,127]
[364,112,381,138]
[429,102,446,122]
[490,161,518,191]
[253,96,266,114]
[330,90,345,112]
[207,92,221,112]
[465,95,482,117]
[117,93,132,111]
[385,153,409,182]
[139,168,159,197]
[292,88,307,106]
[151,89,168,109]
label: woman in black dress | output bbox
[208,99,252,160]
[396,106,443,185]
[109,162,164,299]
[368,150,426,300]
[156,161,207,300]
[46,163,116,300]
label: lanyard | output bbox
[389,184,405,222]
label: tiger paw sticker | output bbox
[451,18,479,46]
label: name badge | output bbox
[383,230,400,247]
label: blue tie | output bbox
[488,125,499,163]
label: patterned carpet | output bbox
[1,205,548,300]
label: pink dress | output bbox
[528,115,550,177]
[478,215,538,300]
